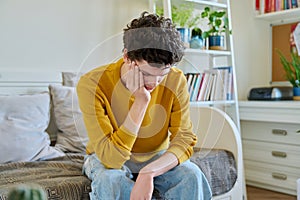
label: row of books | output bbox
[185,66,233,102]
[255,0,300,14]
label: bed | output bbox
[0,71,245,200]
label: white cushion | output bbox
[49,85,88,153]
[0,93,64,163]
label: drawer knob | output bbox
[272,129,287,136]
[272,172,287,180]
[272,151,287,158]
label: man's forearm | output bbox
[123,98,149,135]
[139,152,179,178]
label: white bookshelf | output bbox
[168,0,240,130]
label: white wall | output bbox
[230,0,271,100]
[0,0,149,73]
[0,0,273,100]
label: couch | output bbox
[0,71,244,200]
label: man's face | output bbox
[135,60,171,92]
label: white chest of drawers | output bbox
[239,101,300,196]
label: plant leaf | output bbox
[276,49,300,87]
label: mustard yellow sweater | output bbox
[77,58,197,169]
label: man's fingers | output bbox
[139,71,144,89]
[134,65,139,91]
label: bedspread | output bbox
[0,149,236,199]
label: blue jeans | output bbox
[83,153,212,200]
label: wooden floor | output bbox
[246,185,297,200]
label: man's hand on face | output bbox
[122,61,151,103]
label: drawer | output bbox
[244,160,300,194]
[241,121,300,145]
[242,140,300,168]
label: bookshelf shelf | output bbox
[185,48,232,56]
[185,0,227,8]
[255,7,300,24]
[190,100,235,106]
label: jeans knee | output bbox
[90,169,134,200]
[180,162,206,185]
[95,169,126,186]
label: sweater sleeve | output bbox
[76,74,137,169]
[166,72,197,164]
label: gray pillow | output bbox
[49,84,88,154]
[62,72,82,87]
[0,93,64,163]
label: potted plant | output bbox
[8,184,46,200]
[156,4,200,46]
[277,50,300,100]
[201,7,231,50]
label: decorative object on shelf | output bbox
[277,50,300,100]
[156,4,200,47]
[247,86,293,100]
[201,6,231,50]
[294,87,300,100]
[177,27,191,47]
[190,27,204,49]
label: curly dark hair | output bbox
[123,11,185,67]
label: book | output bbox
[275,0,283,11]
[186,73,195,93]
[213,66,233,100]
[227,67,233,100]
[255,0,260,15]
[212,69,224,100]
[204,73,213,101]
[260,0,265,14]
[291,0,298,8]
[265,0,271,13]
[205,72,217,101]
[269,0,275,12]
[191,73,202,101]
[189,73,198,101]
[284,0,290,9]
[197,72,210,101]
[209,72,218,101]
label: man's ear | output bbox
[123,48,130,63]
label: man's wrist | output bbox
[123,114,139,134]
[138,169,155,179]
[134,93,151,104]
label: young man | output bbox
[77,12,212,200]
